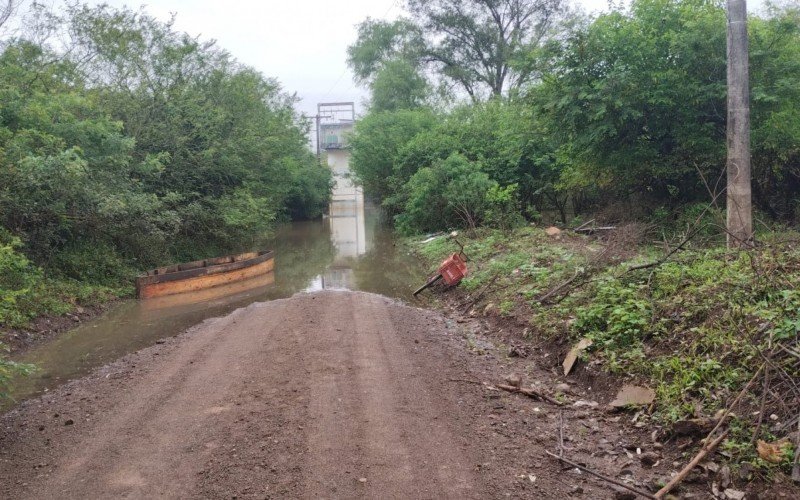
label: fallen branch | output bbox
[654,430,729,499]
[623,227,699,274]
[496,383,562,406]
[461,272,501,313]
[545,450,656,499]
[654,363,764,497]
[537,269,583,303]
[573,219,596,232]
[574,226,616,233]
[705,363,764,439]
[624,189,727,277]
[792,413,800,483]
[538,233,630,304]
[750,363,771,446]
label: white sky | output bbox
[67,0,764,118]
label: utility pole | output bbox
[315,112,321,160]
[726,0,753,248]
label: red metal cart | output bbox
[413,233,469,296]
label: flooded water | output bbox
[8,192,427,405]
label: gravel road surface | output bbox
[2,292,561,499]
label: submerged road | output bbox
[1,292,511,499]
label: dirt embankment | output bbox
[1,290,782,498]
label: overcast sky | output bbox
[77,0,612,118]
[80,0,767,119]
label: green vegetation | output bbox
[397,153,496,234]
[411,226,800,469]
[0,232,122,329]
[0,3,331,383]
[348,0,800,233]
[0,4,331,311]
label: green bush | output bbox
[484,183,525,232]
[1,234,122,330]
[573,279,651,352]
[0,234,43,328]
[349,108,437,206]
[396,153,496,234]
[50,241,135,286]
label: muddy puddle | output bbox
[8,194,427,405]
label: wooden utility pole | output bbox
[726,0,753,248]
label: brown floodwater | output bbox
[7,200,427,405]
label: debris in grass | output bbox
[756,438,792,464]
[609,385,655,409]
[562,338,592,376]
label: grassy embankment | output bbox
[1,236,127,332]
[0,241,126,330]
[1,235,126,397]
[410,224,800,472]
[1,237,125,398]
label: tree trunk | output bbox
[726,0,753,248]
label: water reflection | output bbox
[308,188,366,291]
[8,194,424,405]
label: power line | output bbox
[322,69,349,100]
[321,0,400,100]
[381,0,400,19]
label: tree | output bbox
[408,0,567,99]
[748,5,800,221]
[370,59,430,111]
[532,0,729,204]
[0,0,18,30]
[726,0,753,247]
[0,2,331,281]
[347,18,424,83]
[347,18,431,111]
[349,108,437,204]
[1,1,11,26]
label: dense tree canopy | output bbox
[0,3,331,284]
[347,0,800,234]
[534,0,800,217]
[347,18,425,84]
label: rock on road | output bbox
[1,291,533,499]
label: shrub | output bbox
[485,183,525,232]
[0,233,43,328]
[396,153,496,234]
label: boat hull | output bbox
[136,251,275,299]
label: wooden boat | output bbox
[138,272,276,311]
[136,251,275,299]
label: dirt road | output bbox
[1,292,554,498]
[6,291,710,499]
